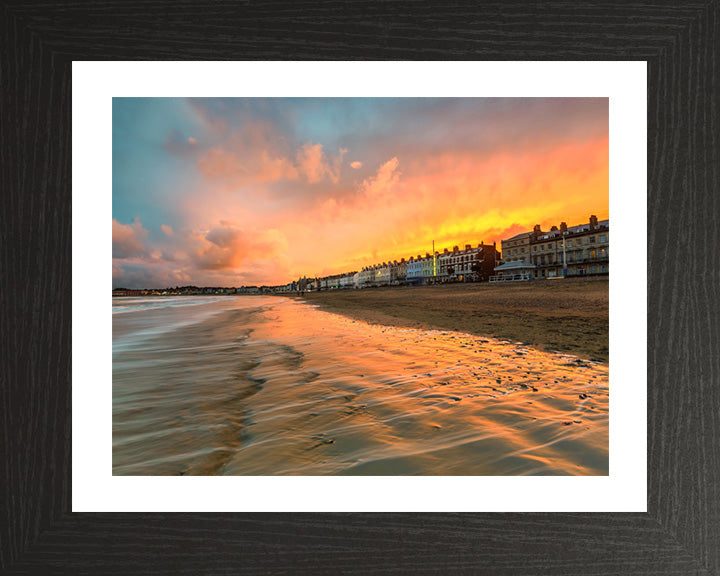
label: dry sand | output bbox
[300,277,609,363]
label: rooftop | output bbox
[504,217,609,243]
[504,231,533,242]
[537,219,609,240]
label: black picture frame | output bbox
[2,2,718,574]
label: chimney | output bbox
[453,245,459,252]
[465,244,471,250]
[589,214,598,230]
[560,222,567,232]
[550,225,558,231]
[444,248,449,254]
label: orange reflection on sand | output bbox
[232,299,608,475]
[113,296,608,476]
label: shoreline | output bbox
[292,277,609,363]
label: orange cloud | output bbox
[112,218,148,258]
[112,260,125,279]
[197,135,347,188]
[362,157,400,201]
[297,143,329,183]
[197,147,299,184]
[188,223,288,271]
[295,143,346,184]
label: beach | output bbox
[301,277,609,363]
[113,295,608,476]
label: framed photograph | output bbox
[3,2,718,574]
[79,63,644,515]
[107,94,615,482]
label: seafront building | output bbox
[497,215,609,279]
[437,243,499,282]
[406,256,422,281]
[420,253,435,279]
[358,266,376,287]
[375,263,392,285]
[406,252,436,282]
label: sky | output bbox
[112,97,608,288]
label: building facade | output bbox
[375,264,391,285]
[358,266,376,287]
[500,230,535,263]
[500,215,609,278]
[438,243,500,282]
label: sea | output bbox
[112,295,609,475]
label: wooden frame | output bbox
[2,2,718,573]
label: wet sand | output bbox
[300,278,609,363]
[113,296,608,476]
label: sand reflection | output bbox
[113,296,608,475]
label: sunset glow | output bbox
[113,98,608,287]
